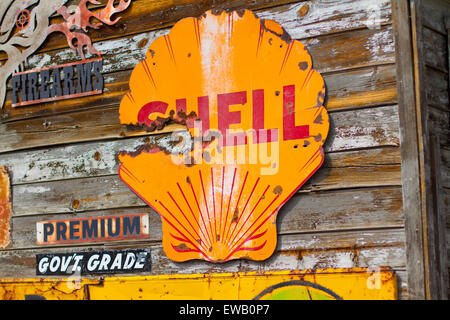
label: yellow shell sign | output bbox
[118,10,329,262]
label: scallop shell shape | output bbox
[118,10,329,262]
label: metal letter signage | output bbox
[118,10,329,263]
[0,0,132,108]
[36,213,150,245]
[36,249,151,276]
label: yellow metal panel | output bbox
[0,278,98,300]
[88,269,397,300]
[1,268,397,300]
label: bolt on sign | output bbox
[36,213,150,245]
[36,249,151,276]
[0,0,132,109]
[0,167,12,249]
[118,10,329,262]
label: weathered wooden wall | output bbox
[410,0,449,300]
[0,0,411,298]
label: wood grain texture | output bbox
[257,0,392,39]
[0,0,299,62]
[1,25,396,122]
[0,227,409,299]
[410,0,450,300]
[0,102,401,154]
[427,106,449,148]
[2,63,398,122]
[442,148,450,188]
[425,67,449,111]
[0,133,401,185]
[392,0,425,299]
[10,149,402,217]
[10,187,403,249]
[0,228,407,277]
[0,0,412,299]
[421,0,450,34]
[0,0,392,62]
[423,27,449,73]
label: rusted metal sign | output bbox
[0,0,132,108]
[0,167,12,249]
[0,268,397,300]
[36,249,151,275]
[36,213,149,245]
[118,10,329,263]
[11,57,104,107]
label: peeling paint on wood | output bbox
[0,228,406,274]
[10,156,401,217]
[10,187,403,250]
[0,0,421,299]
[258,0,392,40]
[0,103,400,155]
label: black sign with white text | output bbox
[36,249,151,276]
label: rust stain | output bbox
[138,38,148,49]
[298,61,309,71]
[202,151,211,163]
[119,143,159,158]
[125,109,197,134]
[0,167,11,249]
[298,4,310,18]
[231,208,239,223]
[261,19,291,43]
[370,127,386,143]
[273,185,283,195]
[314,111,324,125]
[93,152,101,161]
[72,199,80,209]
[211,9,223,16]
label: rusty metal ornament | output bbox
[118,10,329,263]
[15,9,31,30]
[0,0,132,109]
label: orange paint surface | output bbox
[118,10,329,262]
[0,167,11,249]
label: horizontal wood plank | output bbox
[0,228,406,277]
[10,186,404,249]
[10,150,402,217]
[0,132,401,186]
[2,62,397,122]
[0,0,392,62]
[2,25,396,121]
[427,106,450,148]
[0,102,400,154]
[442,148,450,188]
[423,27,449,73]
[421,0,450,34]
[0,0,299,62]
[256,0,392,40]
[425,67,449,111]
